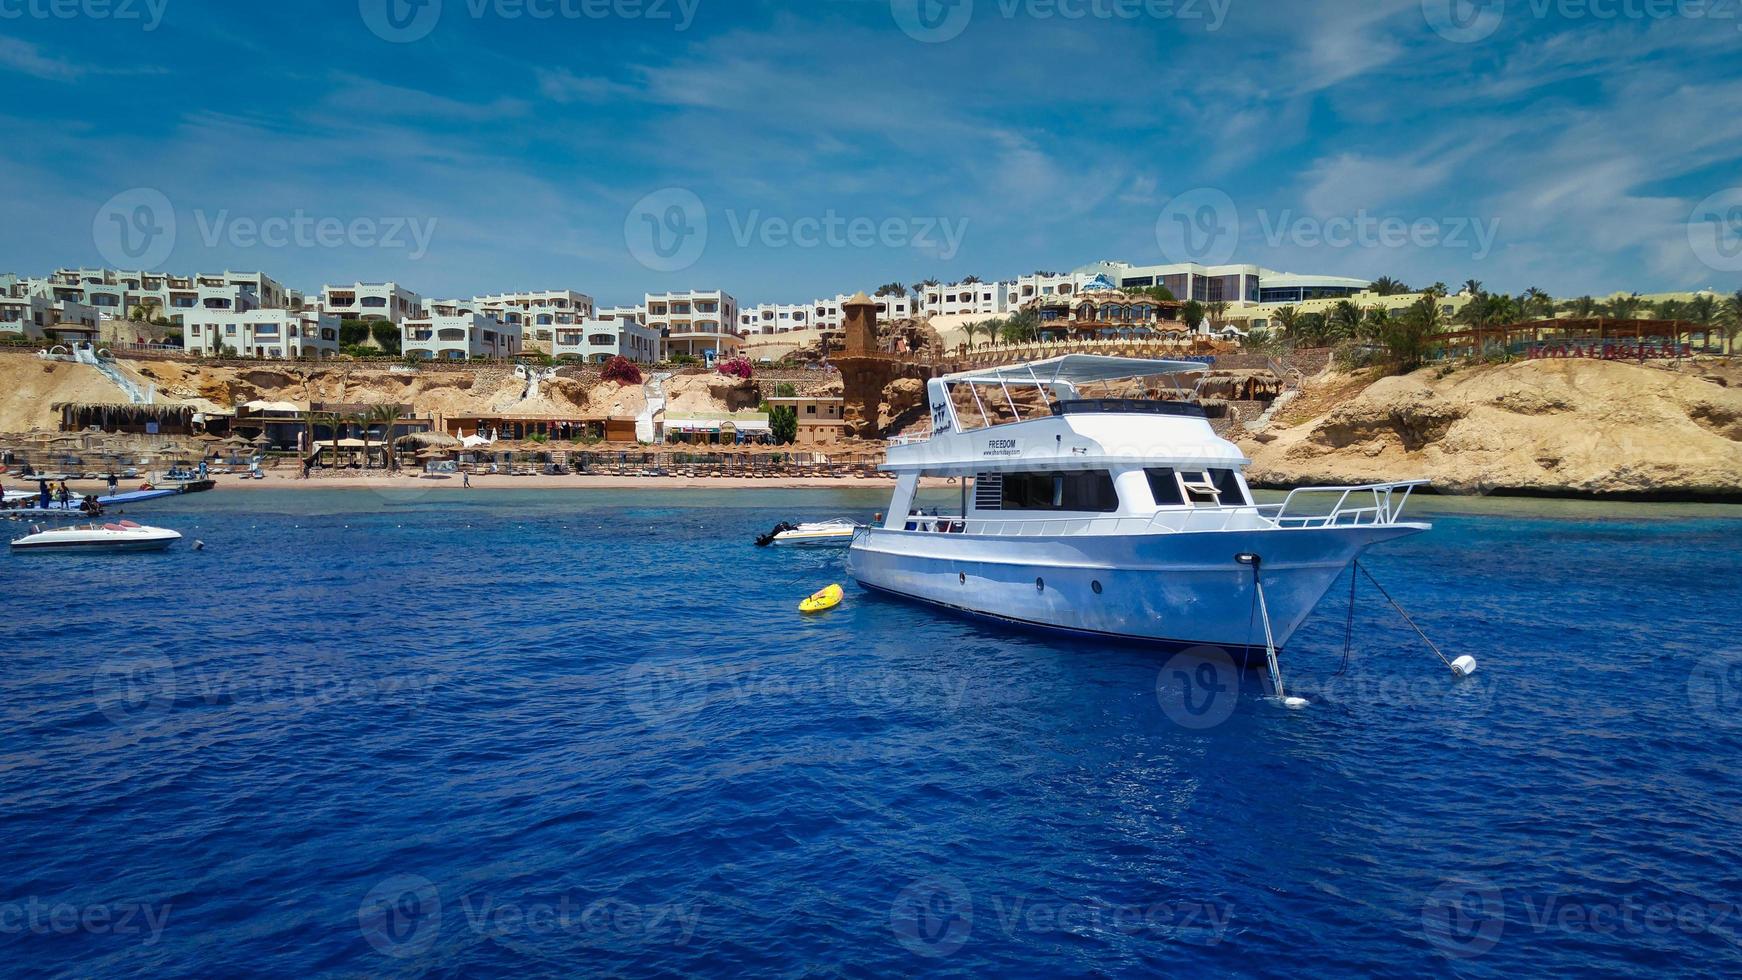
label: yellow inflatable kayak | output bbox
[799,584,844,613]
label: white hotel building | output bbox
[401,311,522,360]
[470,289,596,351]
[16,268,290,326]
[552,317,663,363]
[646,289,739,360]
[738,292,914,335]
[182,309,340,359]
[918,280,1009,317]
[320,282,425,324]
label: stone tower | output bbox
[834,292,893,439]
[841,292,878,355]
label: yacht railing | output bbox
[889,480,1428,537]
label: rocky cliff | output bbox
[1241,359,1742,500]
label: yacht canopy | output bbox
[942,354,1209,386]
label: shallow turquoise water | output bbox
[1,488,1740,977]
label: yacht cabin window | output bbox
[990,470,1119,513]
[1145,468,1250,508]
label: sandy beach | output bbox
[4,469,916,497]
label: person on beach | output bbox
[462,472,471,489]
[107,473,119,494]
[38,481,50,510]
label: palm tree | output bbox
[1720,289,1742,353]
[1362,305,1393,342]
[1564,296,1597,319]
[363,403,406,471]
[960,319,979,350]
[1655,299,1685,322]
[1274,305,1301,335]
[1427,282,1450,299]
[1461,279,1484,298]
[1369,276,1410,296]
[1382,295,1445,372]
[960,275,982,285]
[1329,300,1364,341]
[1606,292,1644,320]
[1522,287,1555,319]
[1206,300,1229,330]
[875,282,907,298]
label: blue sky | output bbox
[2,0,1739,306]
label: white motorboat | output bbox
[10,520,182,553]
[768,519,862,547]
[847,355,1429,665]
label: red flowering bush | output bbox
[600,355,643,386]
[715,356,754,380]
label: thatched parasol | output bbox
[396,431,461,448]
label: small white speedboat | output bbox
[10,520,182,553]
[768,519,862,547]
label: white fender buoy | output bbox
[1451,655,1478,678]
[1282,696,1309,709]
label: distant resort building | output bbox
[552,317,663,363]
[182,309,340,358]
[738,293,915,335]
[401,313,522,360]
[467,289,596,351]
[320,281,424,325]
[763,394,847,447]
[1022,278,1190,339]
[647,289,738,361]
[919,280,1008,317]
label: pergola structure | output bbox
[1438,318,1727,360]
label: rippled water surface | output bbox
[2,488,1741,977]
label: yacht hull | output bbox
[847,524,1426,661]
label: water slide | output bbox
[72,346,155,405]
[635,372,670,444]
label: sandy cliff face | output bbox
[1242,359,1742,499]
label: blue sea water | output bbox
[1,488,1741,978]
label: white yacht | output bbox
[847,355,1429,664]
[10,521,182,553]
